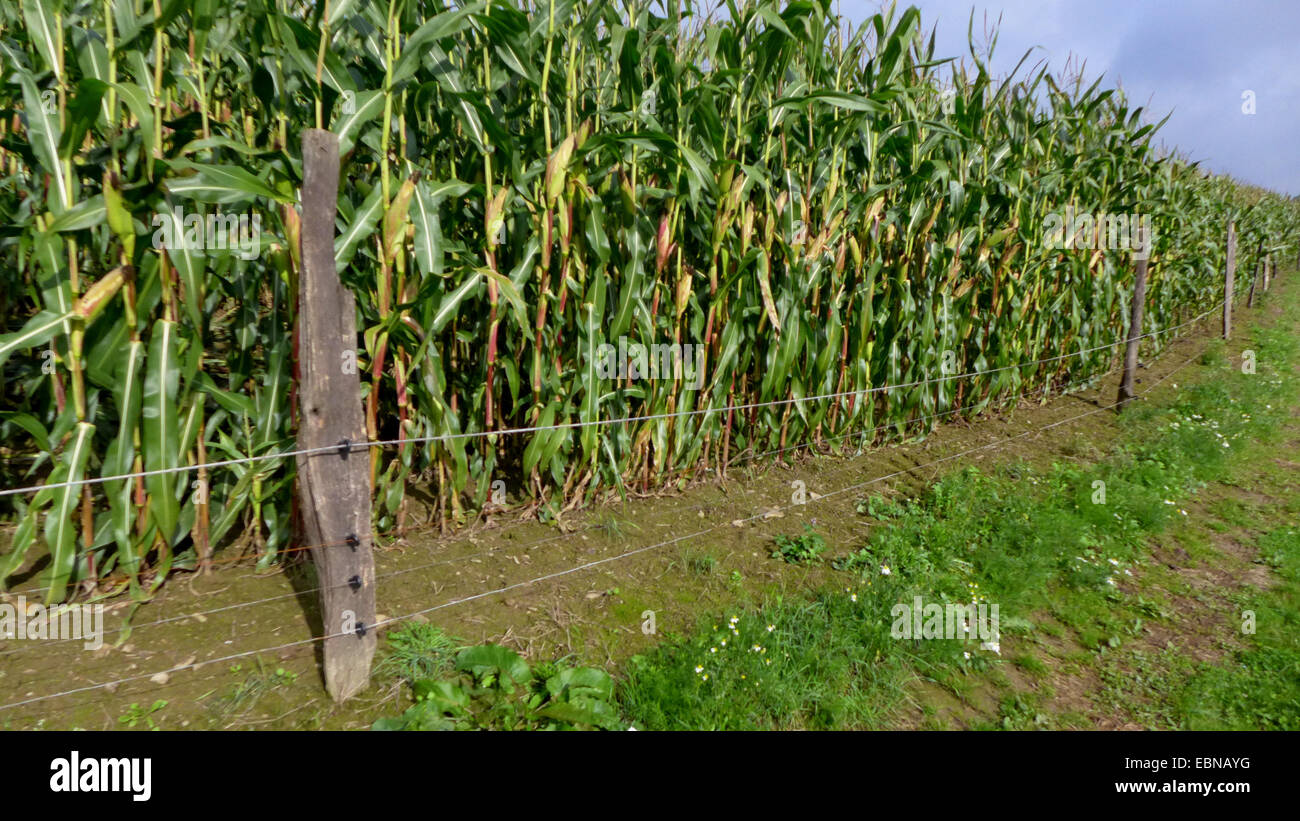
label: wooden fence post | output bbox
[1223,220,1235,340]
[1247,239,1262,308]
[1117,256,1148,411]
[296,128,376,702]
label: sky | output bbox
[837,0,1300,196]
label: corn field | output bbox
[1,0,1298,605]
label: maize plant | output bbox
[0,0,1297,604]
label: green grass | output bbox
[202,659,299,724]
[374,622,464,685]
[613,296,1300,730]
[1169,524,1300,729]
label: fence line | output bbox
[0,293,1193,595]
[0,294,1217,647]
[0,294,1218,637]
[363,340,1208,636]
[0,301,1222,500]
[0,351,1138,652]
[0,331,1217,713]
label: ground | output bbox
[1,273,1296,731]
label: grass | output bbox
[373,622,463,685]
[202,659,301,725]
[681,550,718,576]
[1166,523,1300,729]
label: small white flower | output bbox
[694,665,704,674]
[980,641,1000,655]
[881,565,892,576]
[963,652,971,660]
[766,624,775,632]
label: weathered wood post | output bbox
[1247,239,1262,308]
[1117,256,1148,411]
[1223,220,1235,340]
[296,128,376,702]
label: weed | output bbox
[375,623,464,685]
[771,525,828,565]
[119,700,167,730]
[373,644,623,731]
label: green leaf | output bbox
[103,339,144,487]
[455,644,530,686]
[411,179,441,278]
[391,4,482,86]
[194,372,256,417]
[336,184,383,273]
[430,272,482,334]
[159,207,206,333]
[110,82,157,165]
[0,310,69,370]
[536,698,622,730]
[46,195,106,232]
[165,160,291,205]
[142,320,181,545]
[334,90,384,156]
[0,412,52,453]
[21,0,62,81]
[0,504,41,588]
[43,422,95,604]
[59,78,110,158]
[18,69,68,209]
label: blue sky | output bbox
[836,0,1299,196]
